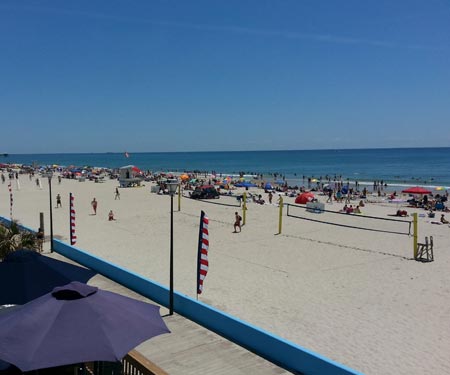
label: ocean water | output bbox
[2,148,450,189]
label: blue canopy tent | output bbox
[234,182,257,188]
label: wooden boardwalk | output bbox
[52,254,293,375]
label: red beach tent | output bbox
[401,186,432,195]
[295,192,315,204]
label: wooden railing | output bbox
[81,350,167,375]
[122,350,169,375]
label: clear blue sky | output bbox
[1,0,449,153]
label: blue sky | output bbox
[1,0,449,153]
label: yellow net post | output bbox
[242,192,247,226]
[177,184,181,211]
[278,196,283,234]
[413,212,418,259]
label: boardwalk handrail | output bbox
[122,349,169,375]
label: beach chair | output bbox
[416,236,434,262]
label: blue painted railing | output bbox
[0,216,363,375]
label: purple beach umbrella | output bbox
[0,249,97,305]
[0,282,170,372]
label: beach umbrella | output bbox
[0,250,97,306]
[180,174,190,181]
[402,186,432,195]
[295,192,315,204]
[0,282,170,372]
[264,183,273,190]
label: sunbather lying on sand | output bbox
[389,210,408,217]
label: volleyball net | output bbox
[182,193,242,207]
[285,204,412,236]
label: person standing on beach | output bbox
[114,187,120,200]
[326,190,333,203]
[56,194,62,208]
[233,212,242,233]
[91,198,98,215]
[268,191,273,204]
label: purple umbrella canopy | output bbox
[0,249,97,305]
[0,282,170,372]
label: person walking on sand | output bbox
[326,190,333,203]
[91,198,98,215]
[233,212,242,233]
[56,194,62,208]
[268,191,273,204]
[114,187,120,200]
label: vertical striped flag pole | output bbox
[196,211,209,299]
[8,182,13,220]
[70,193,77,245]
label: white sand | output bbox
[1,175,450,375]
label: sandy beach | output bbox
[1,174,450,375]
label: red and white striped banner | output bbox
[70,193,76,245]
[8,182,13,219]
[197,211,209,295]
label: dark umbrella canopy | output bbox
[0,249,97,305]
[0,282,170,372]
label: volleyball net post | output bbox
[413,213,418,259]
[278,196,283,234]
[242,192,247,226]
[178,184,181,211]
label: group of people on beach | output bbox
[90,197,115,221]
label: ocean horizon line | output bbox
[6,145,450,156]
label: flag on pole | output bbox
[125,151,130,158]
[197,211,209,295]
[8,182,13,219]
[70,193,76,245]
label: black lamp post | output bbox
[167,180,178,315]
[45,171,54,252]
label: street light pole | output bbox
[167,180,178,316]
[47,172,54,252]
[169,192,174,315]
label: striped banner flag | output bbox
[70,193,76,245]
[8,182,13,219]
[197,211,209,295]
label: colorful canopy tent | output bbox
[402,186,432,195]
[295,192,315,204]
